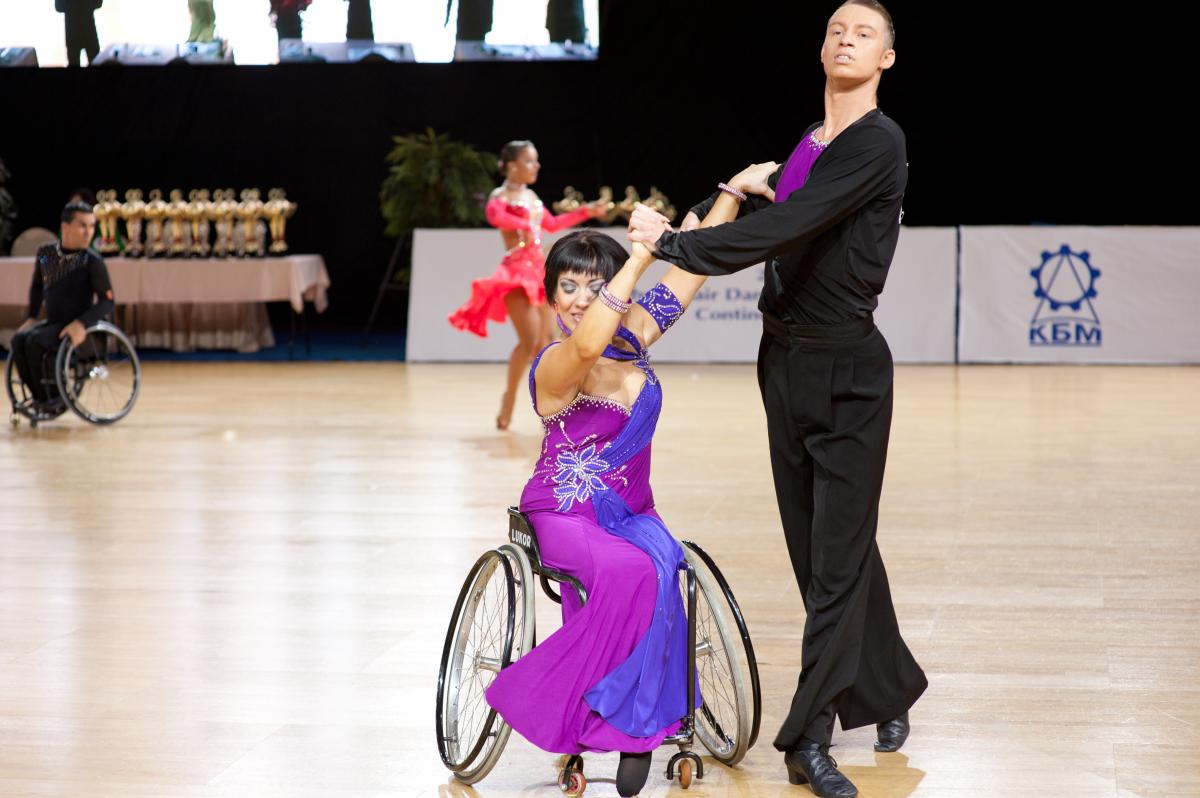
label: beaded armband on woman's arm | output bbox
[636,282,685,332]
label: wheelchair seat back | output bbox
[506,506,587,607]
[507,507,543,567]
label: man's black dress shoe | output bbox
[874,711,910,753]
[784,743,858,797]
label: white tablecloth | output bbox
[0,255,330,352]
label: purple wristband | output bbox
[636,282,685,332]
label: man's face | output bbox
[820,5,895,82]
[61,212,96,250]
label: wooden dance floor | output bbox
[1,361,1197,797]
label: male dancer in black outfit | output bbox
[629,2,925,796]
[11,202,114,411]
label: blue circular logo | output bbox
[1030,244,1101,312]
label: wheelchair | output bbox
[436,508,761,794]
[6,320,141,428]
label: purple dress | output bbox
[485,283,695,755]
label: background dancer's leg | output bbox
[537,303,555,351]
[498,290,540,429]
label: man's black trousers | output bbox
[758,313,927,751]
[10,323,65,403]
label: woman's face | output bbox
[506,146,540,186]
[553,270,606,331]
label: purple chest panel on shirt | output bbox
[774,132,829,203]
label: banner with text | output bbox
[407,226,958,363]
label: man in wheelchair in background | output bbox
[10,201,114,414]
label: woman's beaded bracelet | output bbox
[598,285,632,314]
[718,181,747,201]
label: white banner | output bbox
[960,227,1200,363]
[407,226,957,363]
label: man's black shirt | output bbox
[28,243,114,327]
[656,108,907,325]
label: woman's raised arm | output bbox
[534,243,657,413]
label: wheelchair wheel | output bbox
[682,541,762,766]
[55,321,140,425]
[436,544,535,785]
[5,350,67,427]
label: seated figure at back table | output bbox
[10,202,114,411]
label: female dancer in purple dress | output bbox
[483,178,758,795]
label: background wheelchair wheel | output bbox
[5,351,67,426]
[435,545,535,785]
[55,321,141,425]
[682,541,762,766]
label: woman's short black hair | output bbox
[543,230,627,304]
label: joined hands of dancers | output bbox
[627,160,779,246]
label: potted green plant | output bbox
[0,158,16,256]
[366,128,496,337]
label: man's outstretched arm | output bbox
[634,128,899,277]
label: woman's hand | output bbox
[628,203,672,252]
[630,240,655,265]
[729,161,780,201]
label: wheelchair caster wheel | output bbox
[29,418,37,429]
[559,754,585,796]
[679,758,693,789]
[9,413,18,428]
[560,770,585,797]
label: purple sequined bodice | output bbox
[520,370,658,519]
[519,282,683,520]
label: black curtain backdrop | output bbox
[0,3,1188,328]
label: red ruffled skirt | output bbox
[449,244,546,338]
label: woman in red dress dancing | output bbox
[449,140,604,429]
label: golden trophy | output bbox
[93,189,121,254]
[236,188,265,257]
[210,189,237,258]
[165,189,190,257]
[143,189,169,258]
[616,185,642,219]
[644,186,677,222]
[186,189,212,257]
[552,186,585,216]
[120,188,146,258]
[591,185,675,224]
[592,185,638,224]
[594,185,616,222]
[264,188,298,254]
